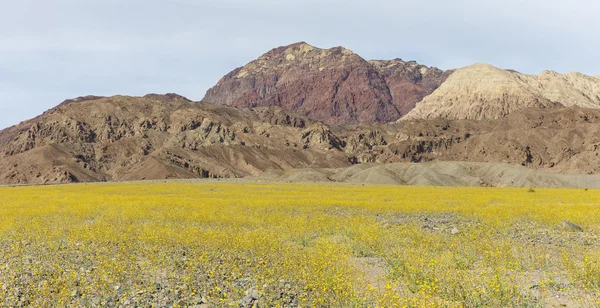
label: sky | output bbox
[1,0,599,129]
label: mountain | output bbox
[403,63,600,120]
[4,92,600,185]
[0,94,352,185]
[202,42,450,125]
[4,43,600,186]
[368,59,452,115]
[387,107,600,174]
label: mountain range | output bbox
[2,42,600,186]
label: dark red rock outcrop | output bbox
[369,59,452,115]
[202,42,450,125]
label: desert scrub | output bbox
[0,183,599,307]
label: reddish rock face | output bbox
[369,59,453,115]
[202,42,450,125]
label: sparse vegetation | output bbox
[0,182,599,307]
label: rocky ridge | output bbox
[203,42,450,125]
[4,93,600,185]
[4,42,600,186]
[404,63,600,120]
[0,94,349,185]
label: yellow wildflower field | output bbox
[0,182,599,307]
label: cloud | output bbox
[1,0,599,129]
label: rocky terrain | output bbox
[404,63,600,120]
[260,161,600,188]
[0,94,351,185]
[4,92,600,185]
[3,42,600,186]
[203,42,450,125]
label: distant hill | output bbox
[403,63,600,120]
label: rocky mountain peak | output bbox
[236,42,361,78]
[203,42,450,125]
[403,63,600,120]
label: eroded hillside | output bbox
[3,93,600,185]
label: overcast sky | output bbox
[1,0,599,129]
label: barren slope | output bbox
[203,42,449,124]
[261,161,600,188]
[404,63,600,120]
[4,95,600,185]
[0,94,351,185]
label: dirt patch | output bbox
[351,257,387,289]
